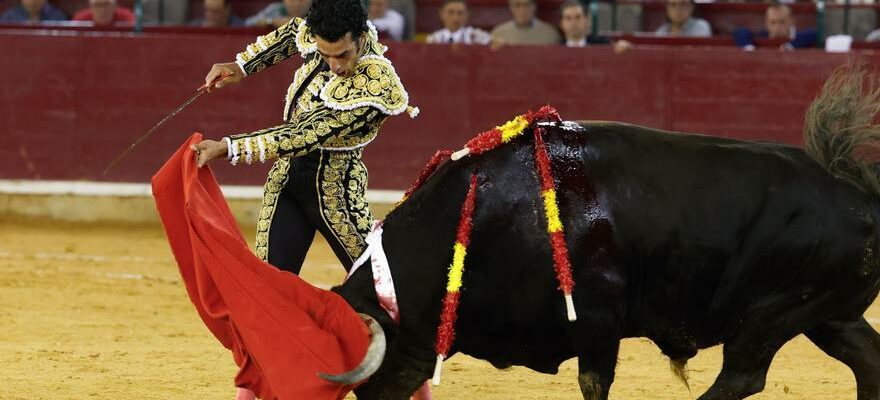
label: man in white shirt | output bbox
[369,0,405,41]
[427,0,492,45]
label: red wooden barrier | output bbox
[2,30,878,189]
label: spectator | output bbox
[245,0,310,29]
[655,0,712,37]
[867,29,880,42]
[141,0,190,25]
[733,3,817,50]
[558,1,631,53]
[192,0,244,27]
[369,0,405,41]
[389,0,416,40]
[0,0,66,22]
[72,0,135,26]
[426,0,491,45]
[491,0,560,46]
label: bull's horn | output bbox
[318,313,386,384]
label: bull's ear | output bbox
[318,313,386,384]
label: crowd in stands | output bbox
[2,0,879,49]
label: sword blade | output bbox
[101,88,206,176]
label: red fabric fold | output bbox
[152,133,370,400]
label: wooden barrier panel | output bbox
[1,30,877,189]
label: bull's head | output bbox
[319,259,438,400]
[316,152,489,398]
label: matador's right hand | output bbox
[204,62,245,93]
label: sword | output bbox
[101,73,230,176]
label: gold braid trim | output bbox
[255,158,292,261]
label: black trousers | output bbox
[255,149,373,275]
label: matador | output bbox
[193,0,416,275]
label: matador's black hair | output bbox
[306,0,369,42]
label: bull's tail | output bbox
[669,359,691,392]
[804,63,880,198]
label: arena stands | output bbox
[2,0,880,191]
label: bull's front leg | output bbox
[568,309,623,400]
[354,343,435,400]
[575,334,621,400]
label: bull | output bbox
[322,67,880,400]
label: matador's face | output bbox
[315,32,365,78]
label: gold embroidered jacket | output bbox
[224,18,414,164]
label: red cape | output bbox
[152,133,370,400]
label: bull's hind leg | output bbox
[696,334,788,400]
[806,317,880,400]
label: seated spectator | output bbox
[0,0,66,23]
[655,0,712,37]
[141,0,190,25]
[492,0,561,46]
[867,29,880,42]
[72,0,135,26]
[426,0,491,45]
[191,0,244,27]
[390,0,416,41]
[733,3,817,50]
[245,0,310,29]
[369,0,405,41]
[559,1,631,53]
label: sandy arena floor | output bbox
[1,219,878,400]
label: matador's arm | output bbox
[223,107,386,164]
[234,17,310,76]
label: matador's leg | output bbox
[256,157,316,275]
[308,150,373,270]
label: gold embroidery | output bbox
[364,22,388,56]
[348,158,373,232]
[321,110,385,149]
[318,151,370,261]
[236,18,303,75]
[284,55,322,121]
[321,57,409,115]
[255,157,292,261]
[294,20,317,55]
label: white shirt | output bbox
[427,26,492,45]
[565,37,588,47]
[370,9,405,41]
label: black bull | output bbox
[330,69,880,400]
